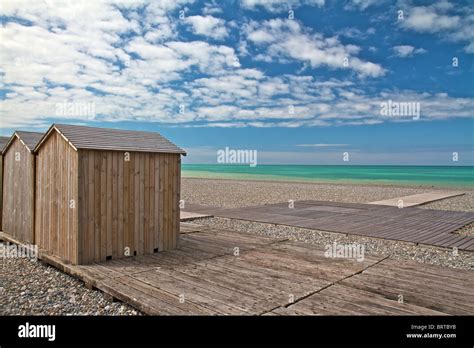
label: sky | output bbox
[0,0,473,165]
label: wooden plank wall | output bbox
[0,154,3,230]
[35,131,79,264]
[2,138,35,243]
[78,150,180,264]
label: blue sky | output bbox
[0,0,473,165]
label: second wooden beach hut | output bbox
[34,124,186,265]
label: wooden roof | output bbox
[2,131,44,153]
[0,136,10,154]
[35,124,186,155]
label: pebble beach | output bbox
[1,177,473,315]
[181,178,474,211]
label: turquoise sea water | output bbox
[182,164,474,188]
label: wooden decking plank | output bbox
[182,230,274,249]
[445,235,474,248]
[299,285,443,315]
[198,228,285,245]
[270,239,383,265]
[416,232,456,245]
[177,238,236,257]
[103,275,217,315]
[381,256,474,276]
[131,269,261,314]
[341,274,472,315]
[301,292,389,315]
[455,237,474,249]
[173,244,222,260]
[192,257,328,301]
[368,216,443,238]
[207,251,330,292]
[239,248,367,283]
[428,233,464,246]
[206,200,474,250]
[268,306,335,315]
[158,262,299,312]
[376,259,473,286]
[438,234,471,248]
[264,243,379,272]
[97,257,157,275]
[171,261,290,302]
[368,192,465,207]
[320,284,446,315]
[378,219,452,239]
[173,260,291,298]
[284,292,370,315]
[147,248,216,266]
[414,232,456,246]
[80,263,126,280]
[181,231,274,250]
[179,233,281,258]
[362,268,474,304]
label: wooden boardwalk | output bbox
[184,201,474,251]
[4,224,472,315]
[369,191,465,207]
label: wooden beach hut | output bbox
[34,124,186,265]
[2,131,44,243]
[0,136,11,230]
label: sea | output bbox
[182,164,474,188]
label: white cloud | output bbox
[402,6,460,33]
[392,45,427,57]
[247,29,275,43]
[244,19,385,78]
[166,41,239,72]
[345,0,386,10]
[186,73,474,125]
[202,1,223,15]
[338,27,376,39]
[184,15,228,39]
[400,3,474,54]
[241,0,325,12]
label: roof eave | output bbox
[33,124,78,153]
[2,132,35,154]
[1,133,17,154]
[73,146,187,155]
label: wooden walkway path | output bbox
[184,201,474,251]
[4,224,472,315]
[369,191,465,207]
